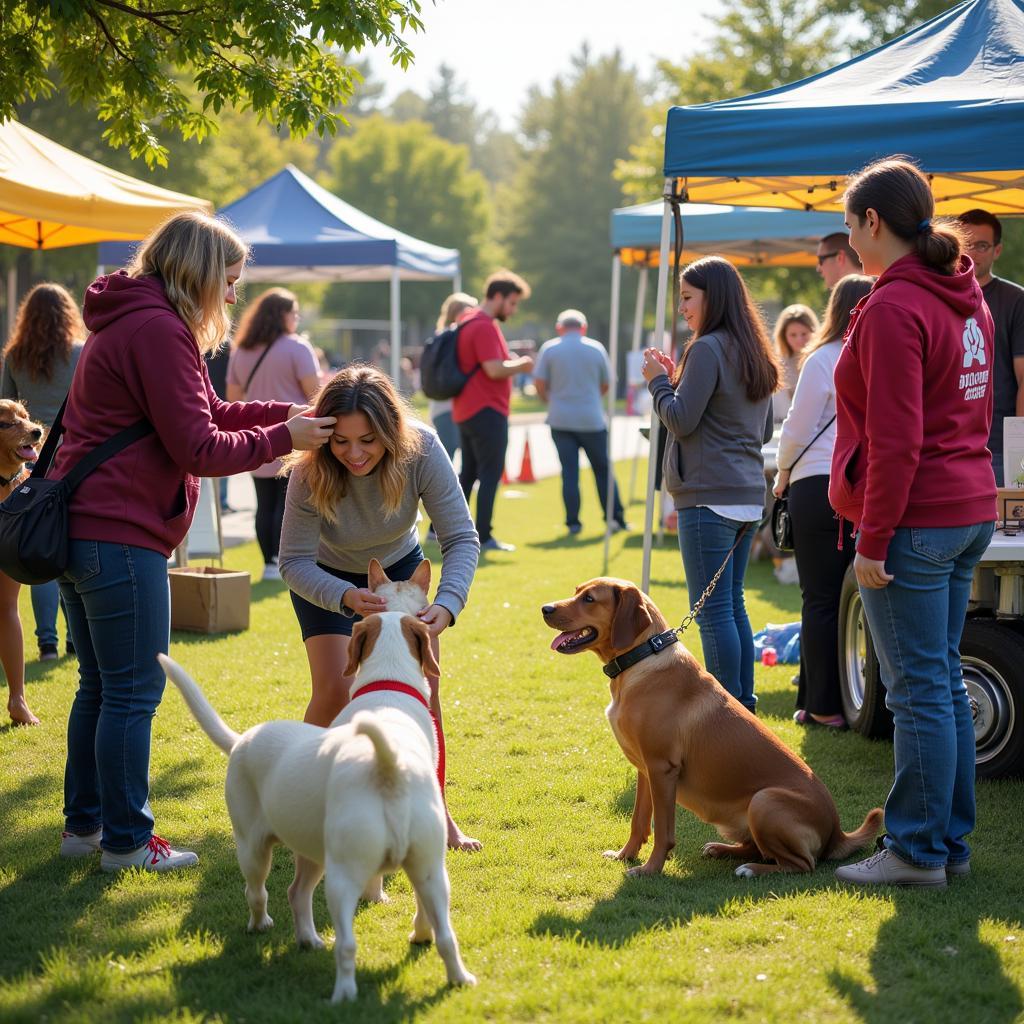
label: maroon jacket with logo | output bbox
[54,272,293,556]
[829,252,997,561]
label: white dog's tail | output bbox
[353,712,401,789]
[158,653,240,755]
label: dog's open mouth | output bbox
[550,627,597,653]
[15,444,38,462]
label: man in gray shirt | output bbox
[533,309,626,535]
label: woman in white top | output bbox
[771,304,819,423]
[773,275,873,728]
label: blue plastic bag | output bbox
[752,621,801,664]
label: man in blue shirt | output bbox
[533,309,627,535]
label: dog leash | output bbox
[603,522,751,679]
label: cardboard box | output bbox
[169,566,250,633]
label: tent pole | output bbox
[453,273,462,294]
[602,254,622,575]
[641,180,675,593]
[6,266,16,339]
[390,267,401,386]
[631,267,648,352]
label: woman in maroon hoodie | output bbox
[829,158,997,890]
[56,212,336,873]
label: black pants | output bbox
[789,474,855,716]
[252,475,289,564]
[457,407,508,544]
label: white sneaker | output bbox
[60,828,102,857]
[100,835,199,873]
[262,562,282,582]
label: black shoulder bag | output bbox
[770,414,836,553]
[0,397,153,584]
[243,338,279,397]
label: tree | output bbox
[321,115,496,327]
[1,0,424,167]
[820,0,957,46]
[502,50,647,333]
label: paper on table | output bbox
[1004,417,1024,488]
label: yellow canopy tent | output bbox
[0,120,212,250]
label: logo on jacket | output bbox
[962,317,987,368]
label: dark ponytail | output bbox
[845,156,964,275]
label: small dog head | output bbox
[368,557,431,616]
[0,399,44,480]
[541,578,666,662]
[345,611,440,682]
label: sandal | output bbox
[793,709,847,730]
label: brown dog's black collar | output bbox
[603,629,679,679]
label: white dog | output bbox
[157,611,475,1003]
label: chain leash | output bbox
[674,522,751,636]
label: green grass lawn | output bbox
[2,467,1023,1023]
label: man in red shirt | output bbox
[453,270,534,552]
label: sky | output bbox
[365,0,721,128]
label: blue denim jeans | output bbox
[59,540,171,853]
[677,507,758,711]
[550,428,625,528]
[859,522,993,868]
[30,579,68,648]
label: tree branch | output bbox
[91,0,196,32]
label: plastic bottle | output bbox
[761,646,778,667]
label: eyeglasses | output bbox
[816,251,839,266]
[965,241,994,254]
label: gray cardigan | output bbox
[1,342,84,427]
[278,423,479,622]
[648,332,773,510]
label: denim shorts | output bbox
[289,545,424,640]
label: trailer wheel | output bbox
[837,564,893,738]
[960,620,1024,780]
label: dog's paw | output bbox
[602,846,641,861]
[247,913,274,932]
[702,842,731,859]
[297,931,326,950]
[450,971,477,988]
[734,864,757,879]
[330,978,358,1003]
[409,928,433,946]
[625,862,663,877]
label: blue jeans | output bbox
[677,508,758,711]
[432,410,460,461]
[550,428,625,528]
[30,579,69,648]
[59,540,171,853]
[859,522,993,868]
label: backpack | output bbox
[419,323,477,400]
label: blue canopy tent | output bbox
[100,165,461,383]
[639,0,1024,586]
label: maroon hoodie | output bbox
[829,252,997,562]
[54,273,293,556]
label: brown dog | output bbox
[542,578,882,878]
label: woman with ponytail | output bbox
[641,256,778,713]
[829,157,997,889]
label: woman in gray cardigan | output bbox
[279,364,481,850]
[642,257,779,712]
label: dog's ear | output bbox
[401,616,441,679]
[409,558,431,595]
[610,585,653,651]
[344,621,368,677]
[367,558,389,591]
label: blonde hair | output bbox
[127,211,248,355]
[436,292,478,331]
[772,304,820,360]
[282,364,424,521]
[799,274,874,368]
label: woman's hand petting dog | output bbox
[416,603,452,637]
[342,587,387,617]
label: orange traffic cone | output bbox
[517,439,536,484]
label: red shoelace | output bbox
[146,835,173,864]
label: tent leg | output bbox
[641,182,675,594]
[390,267,401,386]
[452,273,461,294]
[602,255,622,575]
[631,267,648,352]
[6,266,16,340]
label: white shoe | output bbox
[262,562,282,582]
[100,835,199,873]
[60,828,102,857]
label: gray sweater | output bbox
[648,332,773,509]
[279,423,479,621]
[1,342,84,426]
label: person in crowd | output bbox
[773,275,874,729]
[641,256,778,713]
[957,209,1024,486]
[278,365,481,850]
[771,304,819,422]
[830,158,996,889]
[816,231,864,290]
[429,292,477,463]
[452,270,535,553]
[227,288,320,582]
[2,283,85,661]
[204,343,235,513]
[55,212,335,873]
[533,308,627,536]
